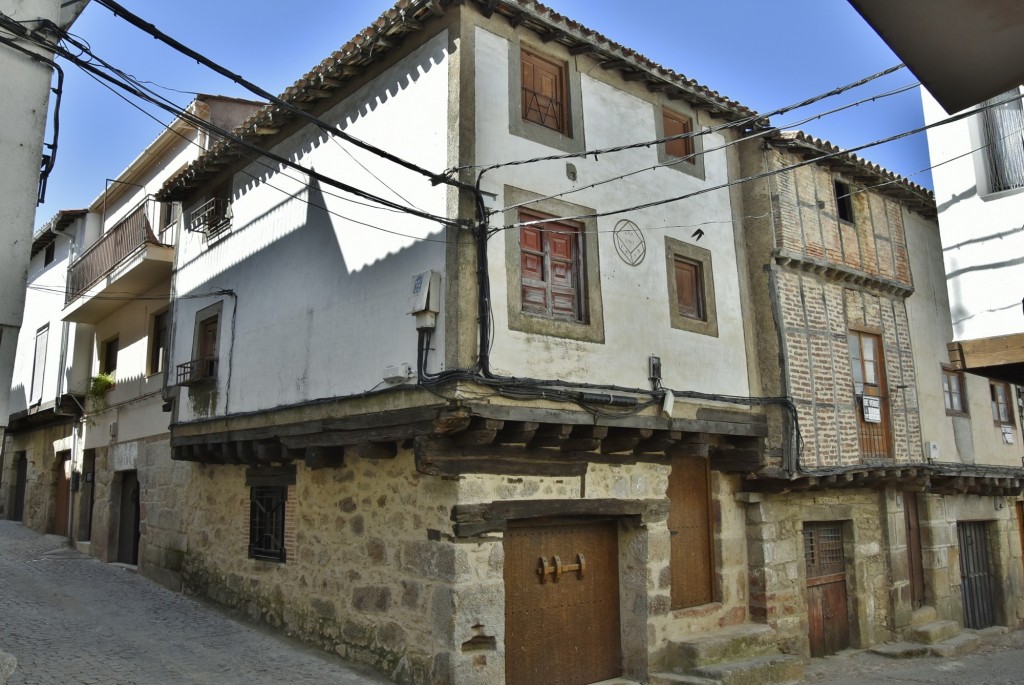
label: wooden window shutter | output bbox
[663,110,694,160]
[519,211,583,321]
[521,49,568,134]
[674,257,704,320]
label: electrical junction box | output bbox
[383,363,412,383]
[409,270,441,329]
[925,441,940,460]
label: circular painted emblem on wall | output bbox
[613,219,646,266]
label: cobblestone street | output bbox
[0,521,389,685]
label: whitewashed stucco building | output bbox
[0,0,88,440]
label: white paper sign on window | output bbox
[862,396,881,423]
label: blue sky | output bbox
[33,0,931,228]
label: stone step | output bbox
[869,642,931,659]
[664,624,780,670]
[911,620,960,644]
[691,654,804,685]
[929,632,981,658]
[910,606,938,627]
[649,673,720,685]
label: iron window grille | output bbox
[189,197,232,238]
[176,356,218,386]
[249,485,287,562]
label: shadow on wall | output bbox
[235,34,456,199]
[175,173,445,412]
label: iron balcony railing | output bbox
[189,197,232,238]
[176,356,218,386]
[65,201,162,305]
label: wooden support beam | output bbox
[599,59,633,71]
[634,430,682,454]
[253,126,280,136]
[481,0,498,17]
[529,424,574,448]
[540,30,565,44]
[622,71,649,82]
[569,43,597,55]
[236,440,257,463]
[494,421,540,445]
[355,441,397,460]
[255,440,284,463]
[560,425,608,452]
[600,428,652,454]
[453,418,504,446]
[304,445,345,470]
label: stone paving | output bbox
[0,521,390,685]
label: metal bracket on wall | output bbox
[536,554,586,583]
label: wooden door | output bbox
[52,452,71,537]
[200,318,218,377]
[117,471,140,565]
[957,521,996,629]
[804,522,850,657]
[668,455,714,609]
[903,492,925,608]
[12,453,27,522]
[504,520,621,685]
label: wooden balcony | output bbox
[62,201,174,324]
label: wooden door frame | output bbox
[802,520,854,657]
[848,328,893,459]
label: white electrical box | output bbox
[925,441,940,460]
[383,363,412,383]
[409,270,440,329]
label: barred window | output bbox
[249,485,287,562]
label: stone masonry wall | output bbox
[742,489,892,656]
[1,423,74,532]
[136,437,192,590]
[919,493,1024,629]
[182,449,462,685]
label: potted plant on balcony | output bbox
[87,371,115,410]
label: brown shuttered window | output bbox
[520,210,584,322]
[521,49,569,134]
[674,256,705,320]
[941,366,967,416]
[663,109,694,161]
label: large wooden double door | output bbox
[504,520,621,685]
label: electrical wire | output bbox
[0,27,64,204]
[488,81,920,220]
[79,67,453,245]
[451,64,907,175]
[497,91,1024,231]
[91,0,468,190]
[0,13,463,232]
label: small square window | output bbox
[834,180,854,223]
[519,210,584,323]
[941,367,967,416]
[662,110,695,162]
[249,485,287,562]
[990,381,1015,426]
[664,237,718,337]
[520,48,569,135]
